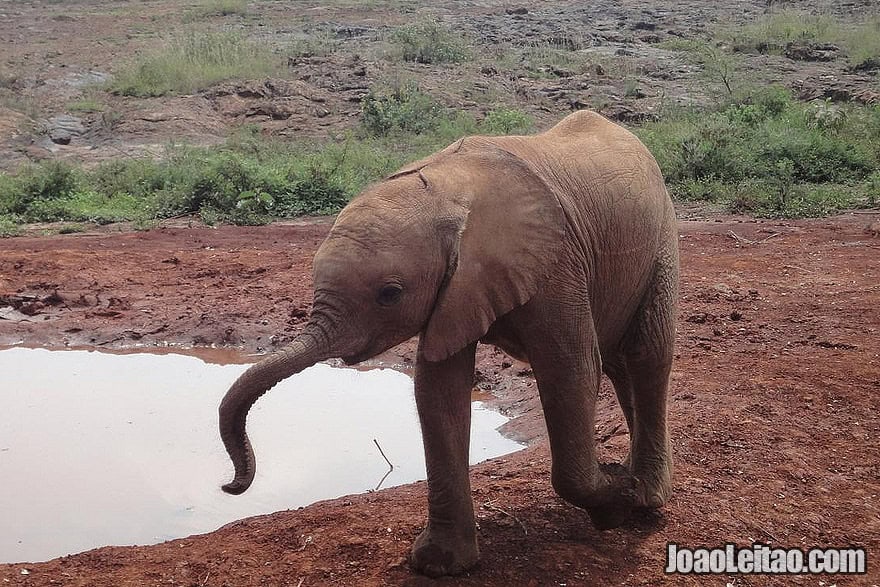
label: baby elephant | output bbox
[219,110,679,577]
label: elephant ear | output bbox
[385,138,464,181]
[421,143,566,363]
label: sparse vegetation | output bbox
[187,0,248,19]
[518,39,592,79]
[111,30,278,97]
[287,32,340,60]
[724,10,880,69]
[67,98,106,113]
[658,39,741,96]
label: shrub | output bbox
[481,108,533,135]
[0,161,81,217]
[361,82,444,136]
[390,20,470,64]
[758,122,874,183]
[637,90,879,218]
[0,215,20,237]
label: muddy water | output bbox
[0,347,523,563]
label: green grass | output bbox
[388,19,471,64]
[111,30,278,97]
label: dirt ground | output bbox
[1,211,879,586]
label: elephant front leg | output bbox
[410,341,479,577]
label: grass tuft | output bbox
[111,30,277,97]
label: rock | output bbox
[849,57,880,73]
[67,70,111,88]
[505,7,528,15]
[784,41,839,62]
[46,114,85,145]
[599,103,656,123]
[792,76,880,105]
[333,25,371,39]
[632,21,657,31]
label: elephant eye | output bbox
[377,283,403,306]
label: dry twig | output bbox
[483,500,528,535]
[373,439,394,491]
[727,230,781,246]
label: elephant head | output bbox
[218,139,565,495]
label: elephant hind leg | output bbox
[516,299,638,530]
[616,252,678,509]
[603,359,635,445]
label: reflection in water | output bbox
[0,348,523,563]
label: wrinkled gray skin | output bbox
[219,110,679,577]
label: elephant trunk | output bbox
[219,334,329,494]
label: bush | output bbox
[481,108,533,135]
[0,215,20,237]
[112,31,277,97]
[361,82,445,136]
[637,90,880,218]
[0,161,81,217]
[390,20,470,64]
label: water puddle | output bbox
[0,347,523,563]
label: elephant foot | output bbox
[410,524,479,577]
[584,462,640,530]
[625,445,673,510]
[632,455,673,510]
[555,463,639,530]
